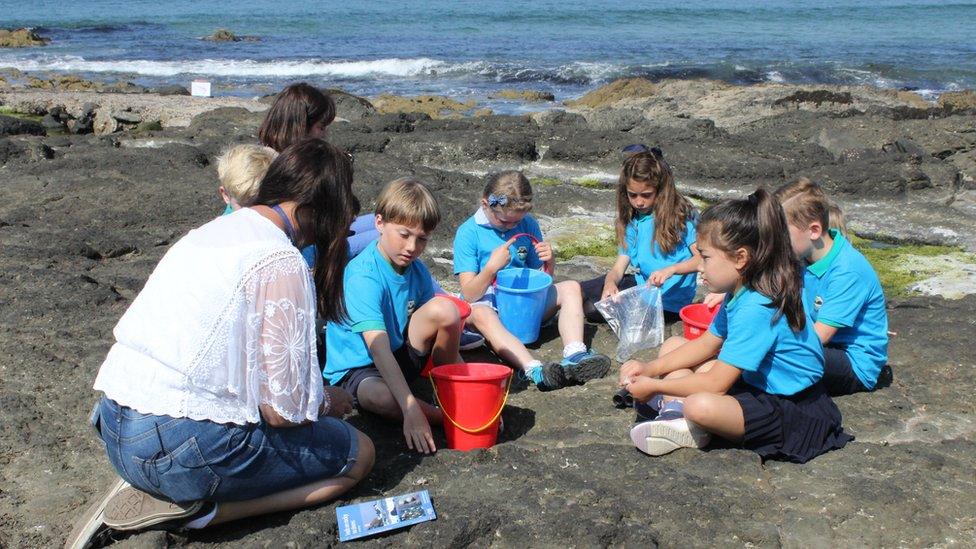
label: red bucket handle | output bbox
[429,372,512,434]
[492,232,554,287]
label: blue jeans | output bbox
[92,397,359,503]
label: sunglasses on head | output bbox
[621,143,664,159]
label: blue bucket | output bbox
[495,268,553,344]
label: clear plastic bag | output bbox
[594,283,665,362]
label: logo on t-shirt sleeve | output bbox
[814,296,824,311]
[407,299,416,316]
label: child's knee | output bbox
[357,381,399,417]
[469,305,498,328]
[425,296,460,328]
[556,280,582,300]
[683,393,718,424]
[659,335,688,356]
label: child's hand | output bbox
[533,241,553,263]
[601,281,619,300]
[619,359,646,385]
[647,266,676,287]
[623,376,657,401]
[486,236,517,274]
[403,405,436,454]
[703,292,726,309]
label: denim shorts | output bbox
[92,396,359,503]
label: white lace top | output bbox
[93,208,325,425]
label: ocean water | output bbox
[2,0,974,111]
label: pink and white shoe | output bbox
[629,417,711,456]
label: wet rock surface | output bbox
[0,81,975,547]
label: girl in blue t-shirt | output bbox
[453,171,611,391]
[581,145,706,323]
[618,189,852,463]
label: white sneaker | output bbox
[629,418,711,456]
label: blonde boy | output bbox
[324,177,462,455]
[216,144,278,212]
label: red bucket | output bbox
[679,303,718,340]
[430,363,512,451]
[420,294,473,378]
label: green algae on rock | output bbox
[563,77,656,109]
[850,235,976,298]
[549,218,618,261]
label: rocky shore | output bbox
[1,78,974,547]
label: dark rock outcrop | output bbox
[202,29,260,42]
[0,114,45,137]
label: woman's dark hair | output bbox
[258,83,336,152]
[254,138,357,322]
[616,150,695,254]
[698,188,806,331]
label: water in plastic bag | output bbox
[594,284,665,362]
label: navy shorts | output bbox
[92,397,359,503]
[337,344,429,409]
[822,346,870,396]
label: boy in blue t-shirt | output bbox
[775,179,889,396]
[325,178,462,455]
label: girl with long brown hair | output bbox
[581,145,702,322]
[618,189,852,463]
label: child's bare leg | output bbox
[468,305,535,371]
[659,336,688,357]
[653,361,719,405]
[683,393,745,442]
[664,360,716,380]
[408,296,462,365]
[357,378,443,425]
[551,280,585,345]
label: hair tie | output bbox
[487,193,509,208]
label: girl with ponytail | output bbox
[618,189,852,463]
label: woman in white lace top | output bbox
[70,138,374,546]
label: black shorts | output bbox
[580,273,680,323]
[822,346,870,397]
[730,380,853,464]
[337,344,429,409]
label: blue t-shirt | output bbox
[453,208,544,277]
[802,230,889,389]
[323,240,435,385]
[620,213,698,312]
[709,287,824,396]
